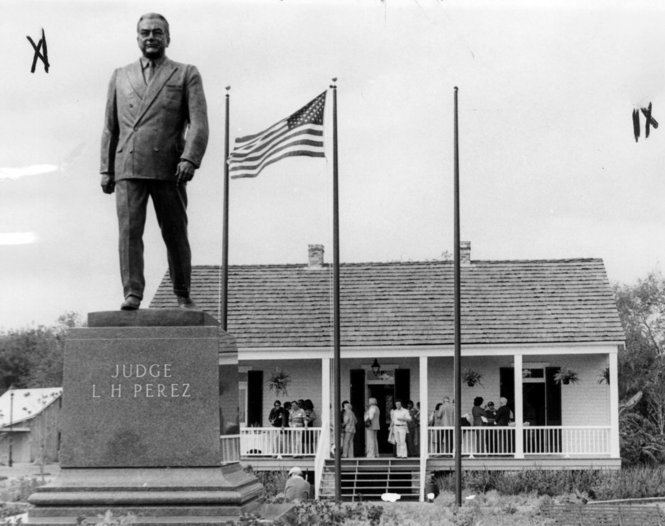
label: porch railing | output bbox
[220,434,241,464]
[428,426,611,457]
[429,426,515,456]
[240,427,321,457]
[524,426,610,456]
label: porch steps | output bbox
[319,458,420,501]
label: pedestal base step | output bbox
[26,466,270,526]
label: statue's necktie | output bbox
[146,61,155,84]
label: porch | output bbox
[220,424,619,500]
[231,343,621,500]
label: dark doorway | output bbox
[247,370,263,427]
[499,367,515,414]
[368,384,395,455]
[545,367,562,425]
[522,383,545,425]
[394,369,410,408]
[350,369,366,456]
[499,367,562,425]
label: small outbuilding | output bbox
[0,388,62,464]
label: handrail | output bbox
[313,425,330,499]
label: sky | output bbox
[1,0,665,329]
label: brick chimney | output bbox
[460,241,471,265]
[308,244,324,269]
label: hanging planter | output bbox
[462,368,483,387]
[598,367,610,385]
[554,367,579,385]
[266,368,291,396]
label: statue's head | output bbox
[136,13,170,59]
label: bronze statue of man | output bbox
[100,13,209,310]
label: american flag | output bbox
[229,91,326,178]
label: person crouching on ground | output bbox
[284,466,311,502]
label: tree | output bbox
[0,312,83,393]
[615,272,665,462]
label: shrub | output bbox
[0,477,44,502]
[244,466,289,498]
[433,466,665,501]
[620,412,665,464]
[282,501,383,526]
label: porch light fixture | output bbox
[371,359,381,377]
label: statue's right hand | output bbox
[101,174,115,194]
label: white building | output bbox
[152,243,624,501]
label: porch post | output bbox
[419,356,428,502]
[513,353,524,459]
[321,357,331,446]
[609,350,620,458]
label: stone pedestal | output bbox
[27,309,265,525]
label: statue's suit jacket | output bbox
[100,58,209,181]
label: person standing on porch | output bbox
[441,397,455,426]
[485,401,497,453]
[364,397,380,458]
[472,396,488,455]
[390,399,412,458]
[342,402,358,457]
[495,397,511,426]
[290,400,306,455]
[281,401,291,455]
[268,400,284,456]
[431,403,443,454]
[495,397,513,454]
[440,397,455,455]
[406,400,419,457]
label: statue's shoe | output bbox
[177,295,197,309]
[120,295,141,310]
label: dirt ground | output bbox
[0,463,59,484]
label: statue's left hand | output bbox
[176,160,196,185]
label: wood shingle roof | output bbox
[150,258,625,348]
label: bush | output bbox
[0,477,44,502]
[620,412,665,464]
[433,466,665,501]
[244,466,289,498]
[283,501,383,526]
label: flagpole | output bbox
[221,86,230,331]
[453,86,463,508]
[331,78,342,503]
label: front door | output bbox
[368,384,395,455]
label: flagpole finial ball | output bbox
[225,86,231,91]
